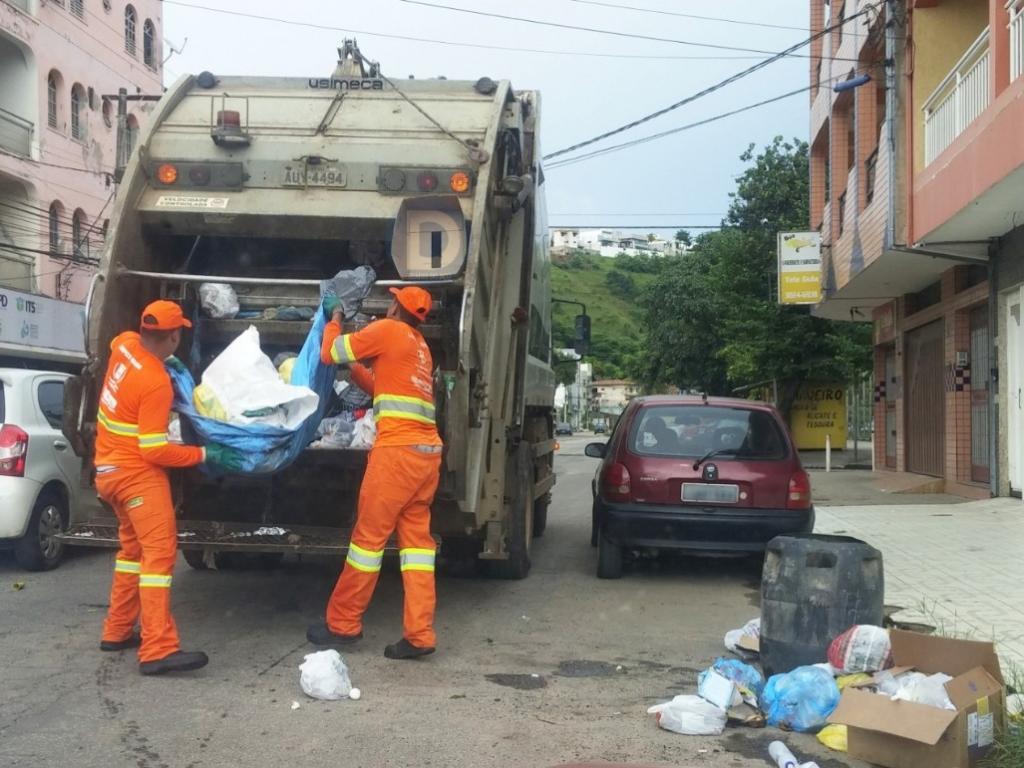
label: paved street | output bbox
[0,436,861,768]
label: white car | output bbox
[0,369,85,570]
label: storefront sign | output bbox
[788,382,848,450]
[0,287,85,359]
[778,231,823,305]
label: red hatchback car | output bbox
[586,395,814,578]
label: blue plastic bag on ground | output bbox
[168,306,336,474]
[700,657,765,702]
[760,665,840,733]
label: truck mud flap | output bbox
[60,520,438,555]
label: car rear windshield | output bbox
[629,405,788,460]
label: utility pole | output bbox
[106,89,162,183]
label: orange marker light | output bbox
[449,171,471,193]
[157,164,178,185]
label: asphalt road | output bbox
[0,436,862,768]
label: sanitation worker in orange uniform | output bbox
[95,300,243,675]
[307,286,442,659]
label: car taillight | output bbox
[0,424,28,477]
[602,462,631,501]
[787,469,812,510]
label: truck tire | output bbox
[596,527,623,579]
[182,549,211,570]
[532,495,549,538]
[14,491,67,571]
[481,443,532,580]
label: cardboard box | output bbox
[827,630,1005,768]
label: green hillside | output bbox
[550,250,659,380]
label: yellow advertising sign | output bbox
[788,382,847,451]
[778,231,823,305]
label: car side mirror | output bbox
[584,442,607,459]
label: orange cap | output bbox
[389,286,432,321]
[140,300,192,330]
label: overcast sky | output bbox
[162,0,813,236]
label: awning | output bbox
[812,246,985,321]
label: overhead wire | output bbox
[543,2,880,160]
[161,0,804,62]
[564,0,808,32]
[399,0,861,60]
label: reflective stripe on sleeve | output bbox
[139,573,173,588]
[138,432,170,450]
[114,559,141,574]
[399,547,436,572]
[345,542,384,573]
[97,409,139,437]
[331,335,357,364]
[373,394,436,425]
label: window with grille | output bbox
[71,86,85,140]
[125,5,137,56]
[47,72,59,129]
[48,203,62,254]
[72,210,87,257]
[143,19,156,68]
[70,0,84,19]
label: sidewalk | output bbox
[816,498,1024,670]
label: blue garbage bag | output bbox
[760,665,840,733]
[700,657,765,700]
[167,307,336,475]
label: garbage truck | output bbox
[61,42,580,578]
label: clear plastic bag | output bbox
[198,282,240,319]
[647,695,727,735]
[827,625,892,674]
[350,411,377,449]
[299,650,352,701]
[761,665,841,733]
[310,416,355,449]
[883,671,955,710]
[724,617,760,656]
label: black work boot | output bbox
[306,623,363,646]
[139,650,209,676]
[384,638,435,660]
[100,632,141,652]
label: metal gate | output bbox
[905,320,945,477]
[969,306,991,484]
[884,346,897,468]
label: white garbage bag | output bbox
[299,650,353,701]
[199,282,240,319]
[647,695,727,735]
[349,411,377,449]
[200,326,318,429]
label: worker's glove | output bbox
[204,443,245,473]
[323,296,343,320]
[164,356,188,373]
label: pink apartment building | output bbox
[0,0,161,365]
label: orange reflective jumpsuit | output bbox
[320,318,442,648]
[95,332,204,662]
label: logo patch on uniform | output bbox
[126,496,144,509]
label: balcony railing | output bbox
[1011,0,1024,82]
[923,28,990,165]
[0,106,33,158]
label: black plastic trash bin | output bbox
[760,533,884,678]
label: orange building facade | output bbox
[811,0,1024,497]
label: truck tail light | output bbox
[787,469,812,510]
[156,163,178,185]
[0,424,29,477]
[449,171,471,193]
[216,110,241,128]
[188,165,211,185]
[416,172,438,192]
[602,462,631,502]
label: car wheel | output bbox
[596,527,623,579]
[14,492,67,571]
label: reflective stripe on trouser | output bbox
[326,445,442,648]
[345,543,383,573]
[372,394,436,425]
[98,468,181,662]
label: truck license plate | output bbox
[682,483,739,504]
[282,166,347,187]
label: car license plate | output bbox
[282,166,347,187]
[682,483,739,504]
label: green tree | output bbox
[675,229,693,247]
[636,137,872,417]
[604,269,636,299]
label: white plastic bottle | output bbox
[768,741,820,768]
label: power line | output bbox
[399,0,861,60]
[565,0,808,32]
[161,0,781,61]
[543,4,879,161]
[0,147,112,177]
